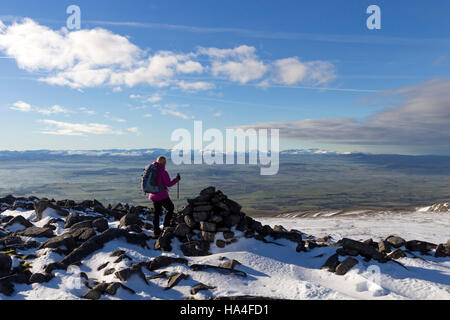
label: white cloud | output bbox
[104,112,126,123]
[144,113,152,118]
[272,57,336,85]
[79,107,96,115]
[213,112,222,117]
[39,119,122,136]
[127,127,141,135]
[0,19,336,89]
[129,94,142,99]
[212,59,268,84]
[36,104,70,115]
[177,80,215,91]
[146,94,162,103]
[10,100,31,112]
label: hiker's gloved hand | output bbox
[176,173,181,180]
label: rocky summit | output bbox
[0,188,449,300]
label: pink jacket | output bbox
[148,161,179,201]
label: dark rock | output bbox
[34,200,68,220]
[92,218,109,232]
[5,215,33,229]
[435,243,450,258]
[83,288,102,300]
[70,227,96,242]
[296,241,306,252]
[97,262,109,271]
[202,231,215,243]
[39,233,76,251]
[336,248,359,256]
[59,228,149,267]
[216,240,226,248]
[385,236,406,248]
[147,256,188,271]
[183,215,197,229]
[115,266,148,284]
[223,231,235,240]
[0,253,12,273]
[111,250,126,257]
[180,241,210,257]
[154,233,173,252]
[200,186,216,196]
[119,213,141,228]
[223,214,241,227]
[342,238,385,261]
[104,268,116,276]
[193,211,210,222]
[17,227,54,238]
[200,221,216,233]
[321,253,340,272]
[70,220,93,231]
[191,283,216,295]
[190,264,247,277]
[405,240,437,253]
[223,199,241,214]
[194,205,213,212]
[335,257,358,275]
[29,273,52,284]
[104,282,135,295]
[220,259,241,270]
[64,213,96,229]
[165,273,188,290]
[273,225,287,232]
[209,215,223,224]
[378,240,392,254]
[0,280,14,296]
[388,249,407,260]
[174,223,191,238]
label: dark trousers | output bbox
[152,197,175,235]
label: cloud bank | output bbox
[236,78,450,147]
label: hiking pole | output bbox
[177,178,180,200]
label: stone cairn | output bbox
[154,186,305,256]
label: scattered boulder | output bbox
[385,236,406,248]
[5,215,33,229]
[335,257,358,276]
[388,249,407,260]
[321,253,340,272]
[146,256,188,271]
[0,280,14,296]
[378,240,392,254]
[165,273,188,290]
[200,222,216,233]
[34,200,68,220]
[0,253,12,274]
[216,240,226,248]
[16,227,54,238]
[119,213,141,229]
[174,223,191,238]
[435,242,450,258]
[39,233,76,251]
[115,266,148,284]
[191,283,216,295]
[405,240,437,253]
[64,213,96,229]
[220,259,241,270]
[92,218,109,232]
[341,238,385,261]
[190,264,247,277]
[70,227,96,242]
[29,273,52,284]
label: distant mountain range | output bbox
[0,148,359,160]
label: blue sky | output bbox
[0,0,449,154]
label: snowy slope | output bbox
[1,204,449,300]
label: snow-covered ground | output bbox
[1,207,449,300]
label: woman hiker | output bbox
[148,156,180,237]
